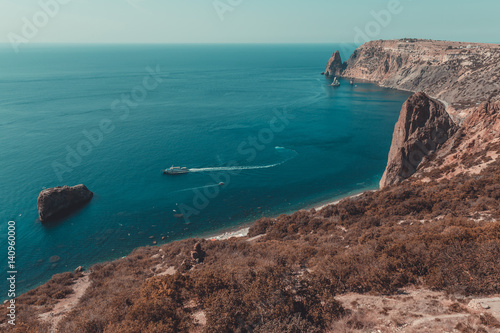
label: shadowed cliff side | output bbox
[325,39,500,187]
[380,92,458,188]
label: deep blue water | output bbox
[0,44,411,297]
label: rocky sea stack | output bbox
[323,50,344,77]
[327,39,500,187]
[339,39,500,119]
[37,184,93,223]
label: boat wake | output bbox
[189,163,281,173]
[189,147,297,173]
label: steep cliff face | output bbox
[326,39,500,187]
[324,50,344,77]
[380,92,459,188]
[416,101,500,181]
[341,39,500,120]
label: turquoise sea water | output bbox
[0,44,411,297]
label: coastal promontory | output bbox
[327,39,500,186]
[339,39,500,121]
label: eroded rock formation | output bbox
[380,92,458,188]
[325,39,500,186]
[416,100,500,181]
[37,184,93,222]
[342,39,500,116]
[324,50,344,77]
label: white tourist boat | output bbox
[163,166,189,175]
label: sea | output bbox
[0,43,411,297]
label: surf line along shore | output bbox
[204,190,374,242]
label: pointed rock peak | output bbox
[324,50,344,77]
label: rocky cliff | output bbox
[379,92,458,188]
[37,184,93,222]
[416,100,500,182]
[323,50,344,77]
[328,39,500,187]
[341,39,500,121]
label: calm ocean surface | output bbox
[0,44,411,296]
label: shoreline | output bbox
[341,76,451,110]
[203,187,378,241]
[312,190,374,211]
[10,188,378,302]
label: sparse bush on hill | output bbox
[3,159,500,332]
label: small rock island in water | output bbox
[37,184,93,223]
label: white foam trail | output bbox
[189,162,283,173]
[189,147,297,173]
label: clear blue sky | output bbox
[1,0,499,44]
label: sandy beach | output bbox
[313,190,374,210]
[205,227,251,241]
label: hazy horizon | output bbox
[1,0,499,49]
[2,39,500,45]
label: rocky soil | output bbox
[416,100,500,182]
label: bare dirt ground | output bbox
[330,288,500,333]
[38,274,90,331]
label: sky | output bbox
[0,0,499,44]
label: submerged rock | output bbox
[49,255,61,263]
[380,92,458,188]
[37,184,93,223]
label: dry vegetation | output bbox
[2,153,500,332]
